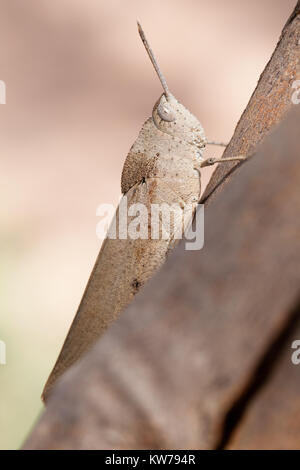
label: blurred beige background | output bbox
[0,0,296,449]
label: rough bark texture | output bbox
[228,312,300,450]
[201,0,300,205]
[23,2,300,450]
[24,105,300,449]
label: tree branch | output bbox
[24,105,300,449]
[201,0,300,204]
[23,2,300,450]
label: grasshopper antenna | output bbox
[137,21,170,98]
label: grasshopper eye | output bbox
[157,101,176,122]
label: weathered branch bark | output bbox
[227,309,300,450]
[201,0,300,204]
[24,105,300,449]
[23,2,300,449]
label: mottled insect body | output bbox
[43,23,244,401]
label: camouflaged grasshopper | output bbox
[42,23,246,401]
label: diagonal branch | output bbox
[201,0,300,205]
[23,2,300,450]
[23,105,300,451]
